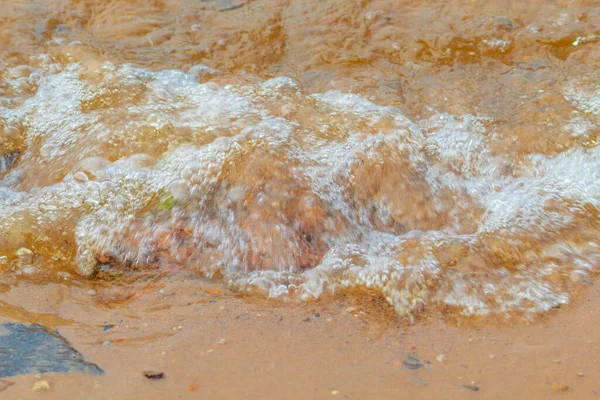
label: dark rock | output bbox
[0,323,103,378]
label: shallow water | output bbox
[0,0,599,322]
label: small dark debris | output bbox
[201,0,247,11]
[102,324,114,332]
[403,361,424,370]
[403,355,424,370]
[219,0,246,11]
[463,385,479,392]
[143,371,164,380]
[302,318,311,322]
[412,377,428,385]
[496,17,515,29]
[314,313,321,318]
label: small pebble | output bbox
[73,171,89,182]
[577,372,584,377]
[96,253,111,264]
[16,247,34,261]
[21,266,38,275]
[551,383,569,392]
[331,390,340,396]
[436,354,447,363]
[102,340,112,346]
[31,380,51,391]
[218,338,227,345]
[57,271,71,280]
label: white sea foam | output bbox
[0,61,598,320]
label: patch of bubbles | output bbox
[0,59,598,321]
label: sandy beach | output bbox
[0,274,598,399]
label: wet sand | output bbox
[1,275,599,399]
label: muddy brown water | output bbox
[0,0,599,398]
